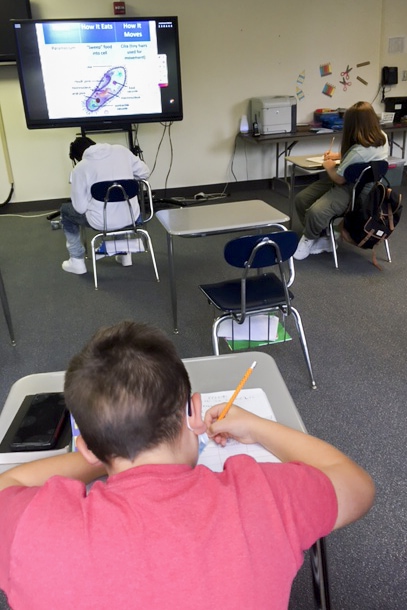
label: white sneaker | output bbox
[115,253,132,267]
[62,257,87,274]
[310,236,337,255]
[293,235,316,260]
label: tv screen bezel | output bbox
[12,16,183,130]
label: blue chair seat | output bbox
[199,230,316,389]
[200,274,294,312]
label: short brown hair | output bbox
[69,136,96,163]
[64,321,191,463]
[341,101,386,157]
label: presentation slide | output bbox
[35,20,167,119]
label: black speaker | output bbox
[382,66,398,86]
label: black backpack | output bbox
[342,163,403,262]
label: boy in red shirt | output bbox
[0,321,374,610]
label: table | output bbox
[239,127,336,184]
[239,122,407,189]
[0,351,330,609]
[155,200,289,332]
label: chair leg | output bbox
[384,239,392,263]
[328,219,339,269]
[212,316,225,355]
[137,229,160,282]
[310,538,331,610]
[290,307,317,389]
[0,269,16,345]
[90,236,100,290]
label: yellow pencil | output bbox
[328,136,335,153]
[217,361,257,421]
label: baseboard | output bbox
[0,198,70,214]
[1,180,275,214]
[3,171,406,215]
[152,179,273,201]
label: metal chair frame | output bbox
[89,179,159,290]
[199,230,316,389]
[328,160,390,269]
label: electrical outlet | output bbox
[403,70,407,81]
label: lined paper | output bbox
[197,388,279,472]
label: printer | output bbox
[250,96,296,134]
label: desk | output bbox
[285,155,328,226]
[155,200,289,332]
[0,352,330,609]
[239,122,407,187]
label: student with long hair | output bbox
[294,101,388,260]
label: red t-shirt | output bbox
[0,456,337,610]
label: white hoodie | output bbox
[71,143,150,230]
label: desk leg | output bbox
[276,142,281,179]
[0,269,16,346]
[387,130,407,158]
[166,233,179,334]
[389,131,394,157]
[288,163,296,229]
[310,538,331,610]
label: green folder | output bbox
[224,320,292,351]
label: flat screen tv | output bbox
[0,0,31,63]
[12,16,183,130]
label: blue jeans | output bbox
[60,201,91,259]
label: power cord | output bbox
[169,192,229,204]
[0,184,14,207]
[148,122,174,190]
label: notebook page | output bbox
[197,388,280,472]
[306,156,340,165]
[306,156,325,165]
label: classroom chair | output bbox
[88,179,159,289]
[199,230,317,389]
[328,160,390,268]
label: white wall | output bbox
[0,0,406,204]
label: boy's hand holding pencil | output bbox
[205,403,265,446]
[204,361,262,446]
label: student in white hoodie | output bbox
[61,137,150,274]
